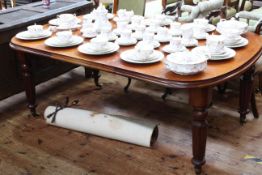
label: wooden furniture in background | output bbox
[10,16,262,174]
[0,0,93,101]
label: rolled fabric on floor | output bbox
[44,106,158,147]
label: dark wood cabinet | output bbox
[0,0,94,100]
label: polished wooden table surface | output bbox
[10,21,262,175]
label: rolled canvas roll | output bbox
[44,106,158,147]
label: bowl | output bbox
[165,52,207,75]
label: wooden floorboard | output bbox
[0,68,261,175]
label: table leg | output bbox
[189,88,212,175]
[17,51,38,117]
[239,66,255,124]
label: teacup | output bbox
[181,24,194,42]
[82,17,93,28]
[170,22,181,31]
[221,29,241,45]
[131,16,144,26]
[156,14,166,22]
[142,32,155,44]
[56,31,73,45]
[117,21,128,30]
[82,28,97,36]
[194,24,206,37]
[156,27,168,38]
[135,43,154,61]
[120,29,132,41]
[90,36,108,51]
[100,26,112,39]
[170,37,183,51]
[206,35,225,54]
[27,24,44,36]
[134,25,145,36]
[58,14,78,28]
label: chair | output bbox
[162,0,182,16]
[113,0,146,16]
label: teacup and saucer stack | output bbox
[162,37,187,53]
[16,24,52,40]
[115,29,137,46]
[192,35,236,60]
[193,19,208,40]
[221,29,248,48]
[120,41,164,64]
[78,36,119,55]
[45,30,83,47]
[155,27,172,43]
[56,14,81,31]
[169,22,182,36]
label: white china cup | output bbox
[170,37,183,51]
[157,27,168,38]
[27,24,44,36]
[134,25,145,36]
[221,29,241,45]
[135,43,154,61]
[170,22,181,31]
[56,31,73,45]
[117,21,128,30]
[82,17,93,28]
[120,29,132,41]
[142,32,155,44]
[206,35,225,54]
[131,16,143,26]
[181,24,194,42]
[90,36,108,51]
[194,24,206,37]
[58,14,78,28]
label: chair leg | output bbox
[259,73,262,94]
[93,69,102,89]
[124,78,132,93]
[161,88,173,101]
[251,91,259,119]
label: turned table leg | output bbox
[239,66,255,124]
[189,88,212,175]
[17,51,38,117]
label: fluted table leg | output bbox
[189,88,212,175]
[17,51,38,117]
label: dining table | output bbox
[9,16,262,175]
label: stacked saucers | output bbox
[16,24,52,40]
[141,32,160,49]
[192,46,236,60]
[181,23,198,47]
[81,28,97,38]
[45,31,83,48]
[120,42,163,64]
[78,37,119,55]
[49,17,81,26]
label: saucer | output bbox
[162,45,188,53]
[45,36,83,47]
[49,18,81,26]
[155,35,171,43]
[224,37,248,48]
[78,42,119,55]
[56,24,81,31]
[82,32,97,38]
[194,33,207,40]
[115,37,137,46]
[16,30,52,40]
[120,49,164,64]
[182,39,198,47]
[146,26,158,33]
[192,46,236,60]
